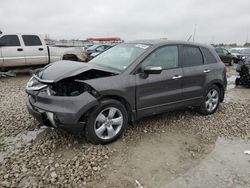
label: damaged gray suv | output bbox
[26,40,227,144]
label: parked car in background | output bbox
[26,40,227,144]
[86,44,113,61]
[238,48,250,60]
[88,45,115,60]
[215,47,234,66]
[0,33,87,70]
[229,48,243,63]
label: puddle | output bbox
[227,75,238,91]
[163,137,250,188]
[89,134,250,188]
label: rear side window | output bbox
[22,35,42,46]
[0,35,20,46]
[183,46,203,67]
[201,47,217,64]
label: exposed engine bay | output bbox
[28,68,117,97]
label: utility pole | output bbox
[246,31,249,44]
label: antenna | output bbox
[187,35,192,41]
[246,31,249,43]
[193,24,197,42]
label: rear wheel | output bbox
[198,85,220,115]
[85,99,128,144]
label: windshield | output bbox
[240,48,250,54]
[230,49,241,53]
[88,43,150,71]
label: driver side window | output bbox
[142,45,178,70]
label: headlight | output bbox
[26,76,47,91]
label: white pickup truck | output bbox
[0,34,87,70]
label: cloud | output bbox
[0,0,250,44]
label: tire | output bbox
[198,85,220,115]
[229,59,234,66]
[235,78,240,86]
[85,99,128,144]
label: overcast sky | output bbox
[1,0,250,44]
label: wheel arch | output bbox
[98,95,135,124]
[208,81,225,102]
[62,54,78,61]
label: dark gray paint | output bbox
[26,40,227,133]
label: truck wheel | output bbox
[85,99,128,144]
[198,85,220,115]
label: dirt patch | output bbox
[89,132,215,188]
[1,65,250,187]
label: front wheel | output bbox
[198,85,220,115]
[85,99,128,144]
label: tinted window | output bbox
[201,47,217,64]
[22,35,42,46]
[142,46,178,69]
[183,46,203,67]
[0,35,20,46]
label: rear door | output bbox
[136,45,183,117]
[181,45,206,105]
[22,35,48,65]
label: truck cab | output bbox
[0,34,49,68]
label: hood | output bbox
[37,60,119,82]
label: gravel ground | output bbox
[0,69,250,187]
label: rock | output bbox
[50,171,57,179]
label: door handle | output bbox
[17,48,23,51]
[38,48,44,51]
[172,75,182,80]
[203,69,211,73]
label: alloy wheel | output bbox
[205,89,219,112]
[94,107,123,140]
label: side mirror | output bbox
[143,66,162,74]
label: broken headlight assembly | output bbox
[47,80,99,97]
[26,76,48,91]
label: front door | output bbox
[135,45,183,118]
[0,35,26,67]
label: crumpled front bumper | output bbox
[26,91,99,134]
